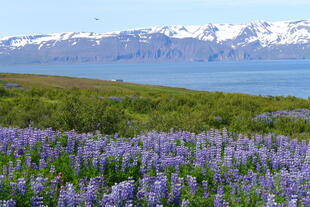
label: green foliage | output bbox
[0,74,309,206]
[0,75,309,140]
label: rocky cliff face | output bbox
[1,20,310,64]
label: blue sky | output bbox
[1,0,310,36]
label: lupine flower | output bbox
[287,197,298,207]
[214,186,225,207]
[84,183,96,206]
[10,182,17,196]
[202,180,209,198]
[0,199,16,207]
[50,165,55,174]
[265,194,277,207]
[101,194,114,207]
[39,159,47,169]
[31,175,47,196]
[16,159,22,171]
[110,180,135,206]
[255,109,310,124]
[186,175,197,195]
[57,183,79,207]
[181,199,190,207]
[170,173,182,205]
[214,193,224,207]
[148,192,156,207]
[0,127,308,206]
[50,177,60,198]
[26,154,32,169]
[17,178,27,195]
[0,175,5,189]
[30,196,44,207]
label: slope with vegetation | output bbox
[0,73,309,140]
[0,73,309,206]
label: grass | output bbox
[0,73,192,94]
[0,73,309,140]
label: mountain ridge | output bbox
[1,20,310,64]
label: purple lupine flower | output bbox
[66,135,75,154]
[79,178,87,200]
[99,155,106,173]
[224,146,233,168]
[26,154,32,169]
[10,182,17,197]
[214,193,224,207]
[39,159,47,169]
[214,186,225,207]
[49,165,55,174]
[0,127,309,205]
[57,183,79,207]
[186,175,197,195]
[181,199,190,207]
[92,156,98,169]
[265,194,277,207]
[287,197,298,207]
[8,161,14,179]
[50,177,60,199]
[16,159,22,171]
[17,178,27,195]
[31,175,47,196]
[0,175,5,189]
[2,165,7,176]
[147,192,156,207]
[170,173,182,205]
[55,141,63,157]
[153,173,168,202]
[302,191,310,207]
[84,182,96,206]
[30,196,44,207]
[202,180,209,198]
[122,153,131,172]
[110,180,135,206]
[101,194,115,207]
[0,199,16,207]
[74,159,80,176]
[255,109,310,124]
[69,155,75,167]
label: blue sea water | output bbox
[0,60,310,98]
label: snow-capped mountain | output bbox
[1,20,310,64]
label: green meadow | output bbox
[0,73,309,140]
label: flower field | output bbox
[0,127,309,206]
[255,109,310,124]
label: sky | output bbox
[1,0,310,37]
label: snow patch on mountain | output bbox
[1,20,310,50]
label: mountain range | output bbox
[1,20,310,64]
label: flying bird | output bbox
[94,18,100,21]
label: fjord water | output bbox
[0,59,310,98]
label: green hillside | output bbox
[0,73,309,140]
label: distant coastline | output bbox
[1,20,310,65]
[0,60,309,99]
